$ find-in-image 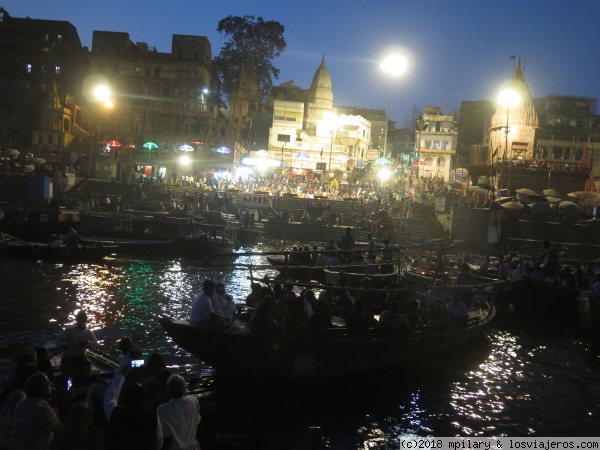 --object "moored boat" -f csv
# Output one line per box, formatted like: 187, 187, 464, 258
266, 255, 326, 283
159, 302, 496, 379
323, 264, 399, 287
0, 236, 117, 260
